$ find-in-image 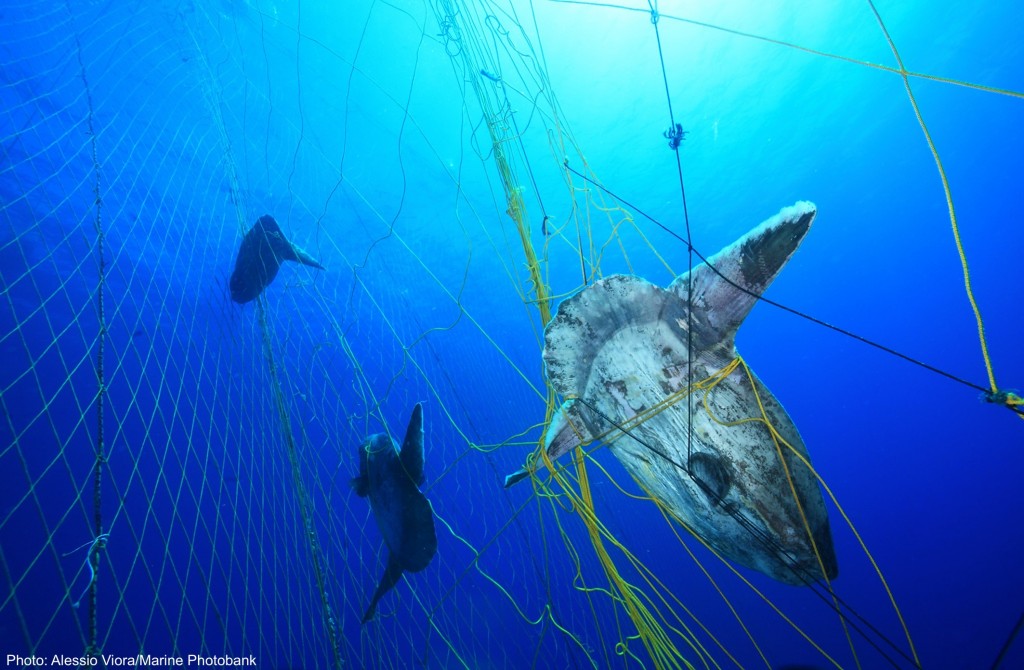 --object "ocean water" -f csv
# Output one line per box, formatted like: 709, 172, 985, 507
1, 1, 1021, 668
